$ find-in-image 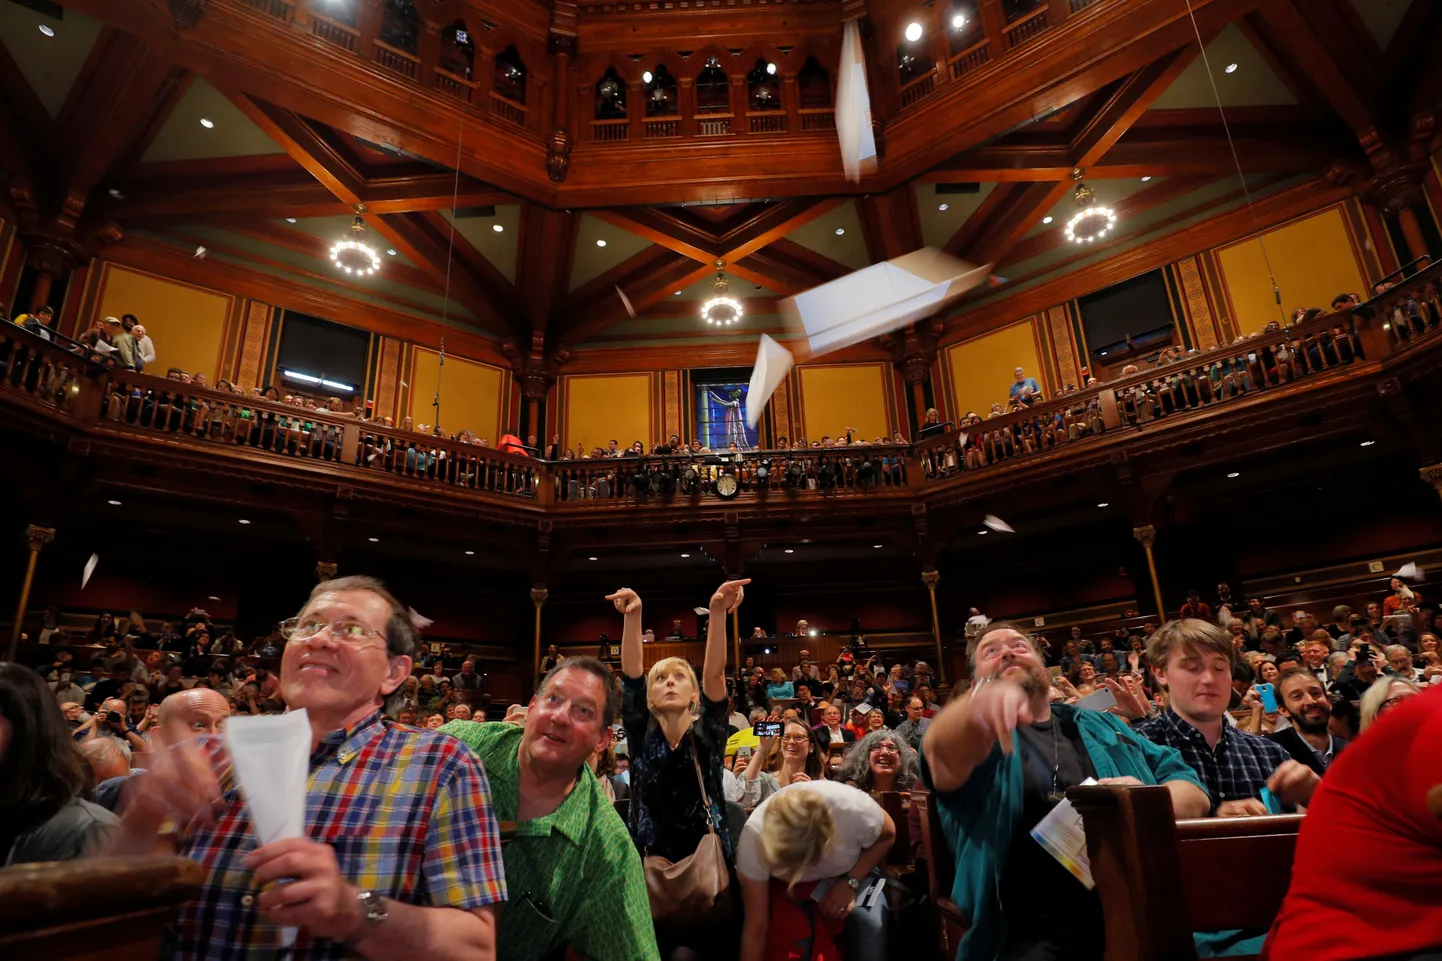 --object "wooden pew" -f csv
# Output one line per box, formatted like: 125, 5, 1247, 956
0, 855, 205, 961
912, 791, 968, 959
1068, 784, 1303, 961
